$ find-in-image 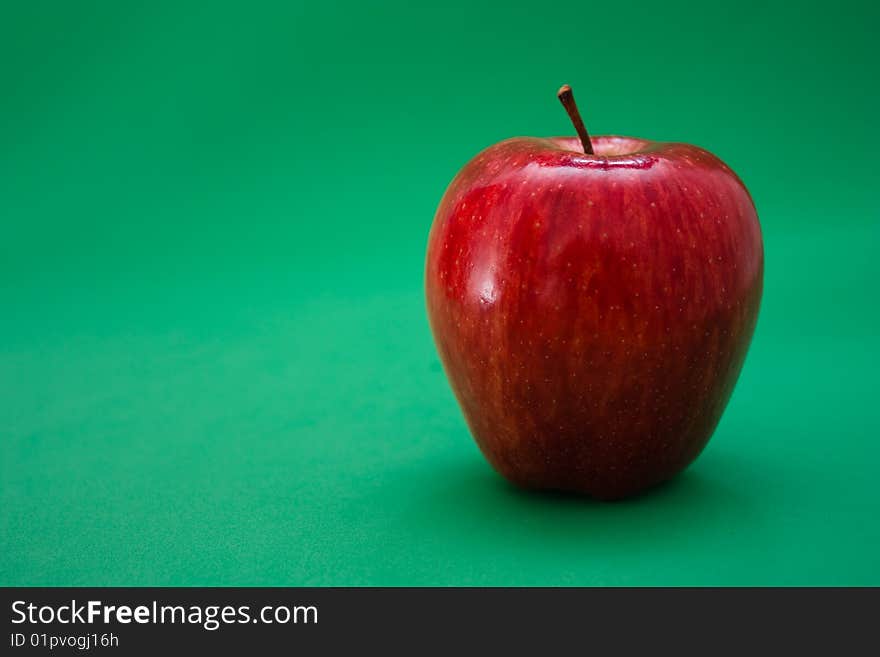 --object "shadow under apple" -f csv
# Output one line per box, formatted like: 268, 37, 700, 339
401, 448, 763, 577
